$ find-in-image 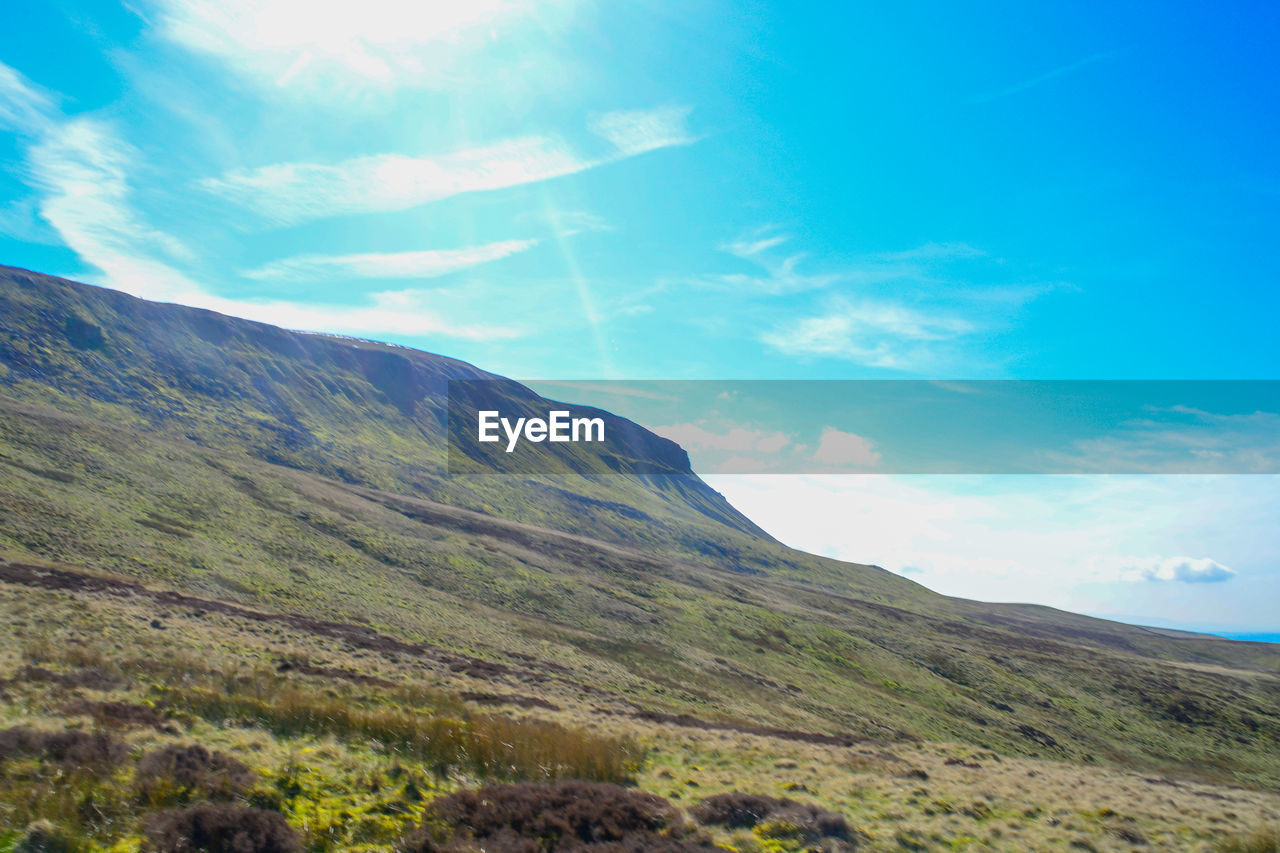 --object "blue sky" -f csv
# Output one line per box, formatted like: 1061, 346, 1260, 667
2, 0, 1278, 631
